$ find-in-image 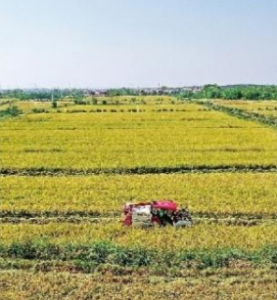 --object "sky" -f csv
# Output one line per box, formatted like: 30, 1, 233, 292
0, 0, 277, 89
